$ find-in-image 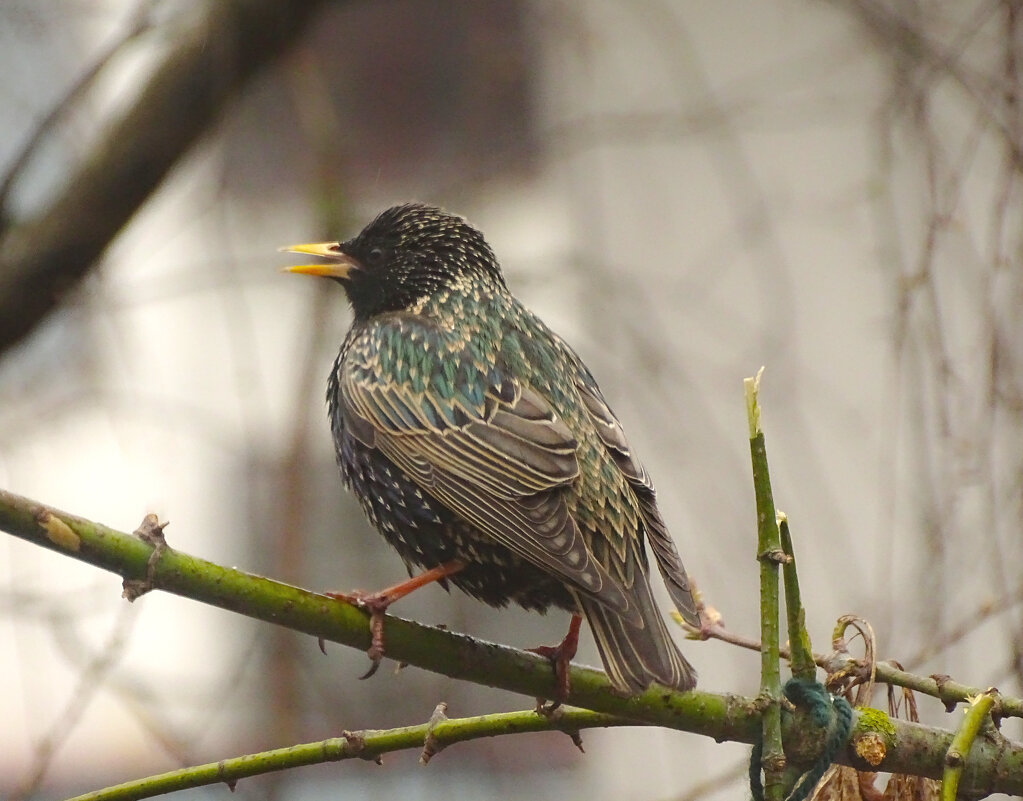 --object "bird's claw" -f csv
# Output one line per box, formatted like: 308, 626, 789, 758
325, 590, 392, 678
321, 563, 465, 678
528, 642, 572, 715
529, 615, 582, 715
359, 605, 389, 679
